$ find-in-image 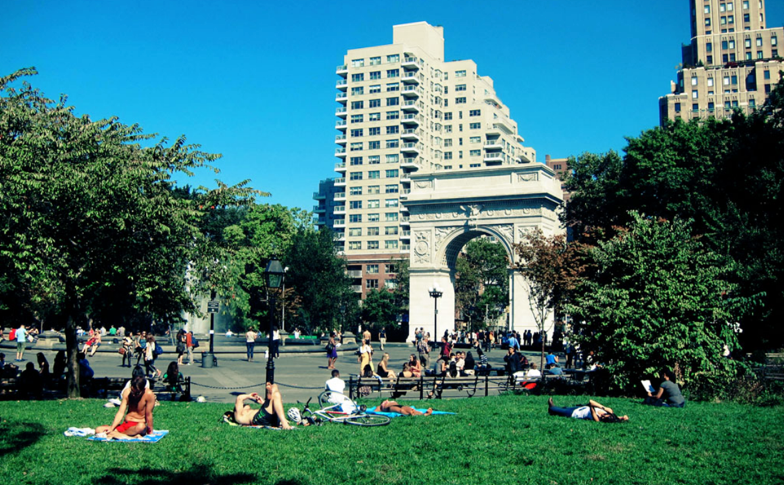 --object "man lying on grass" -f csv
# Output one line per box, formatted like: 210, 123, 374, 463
380, 400, 433, 416
233, 382, 293, 429
96, 376, 155, 439
548, 397, 628, 423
